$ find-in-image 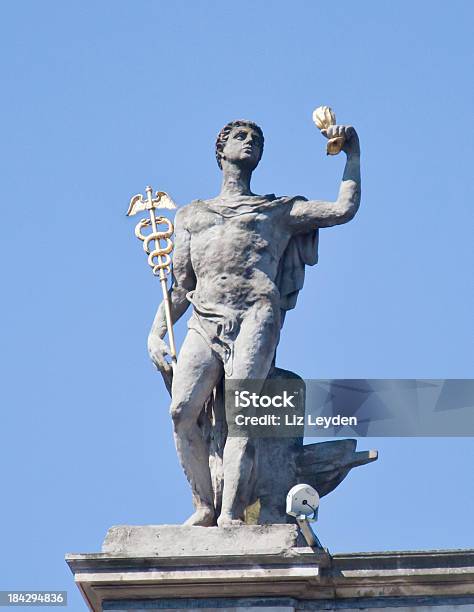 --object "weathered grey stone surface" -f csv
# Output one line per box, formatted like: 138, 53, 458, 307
104, 604, 474, 611
106, 606, 295, 611
102, 524, 299, 557
145, 119, 367, 527
66, 534, 474, 611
